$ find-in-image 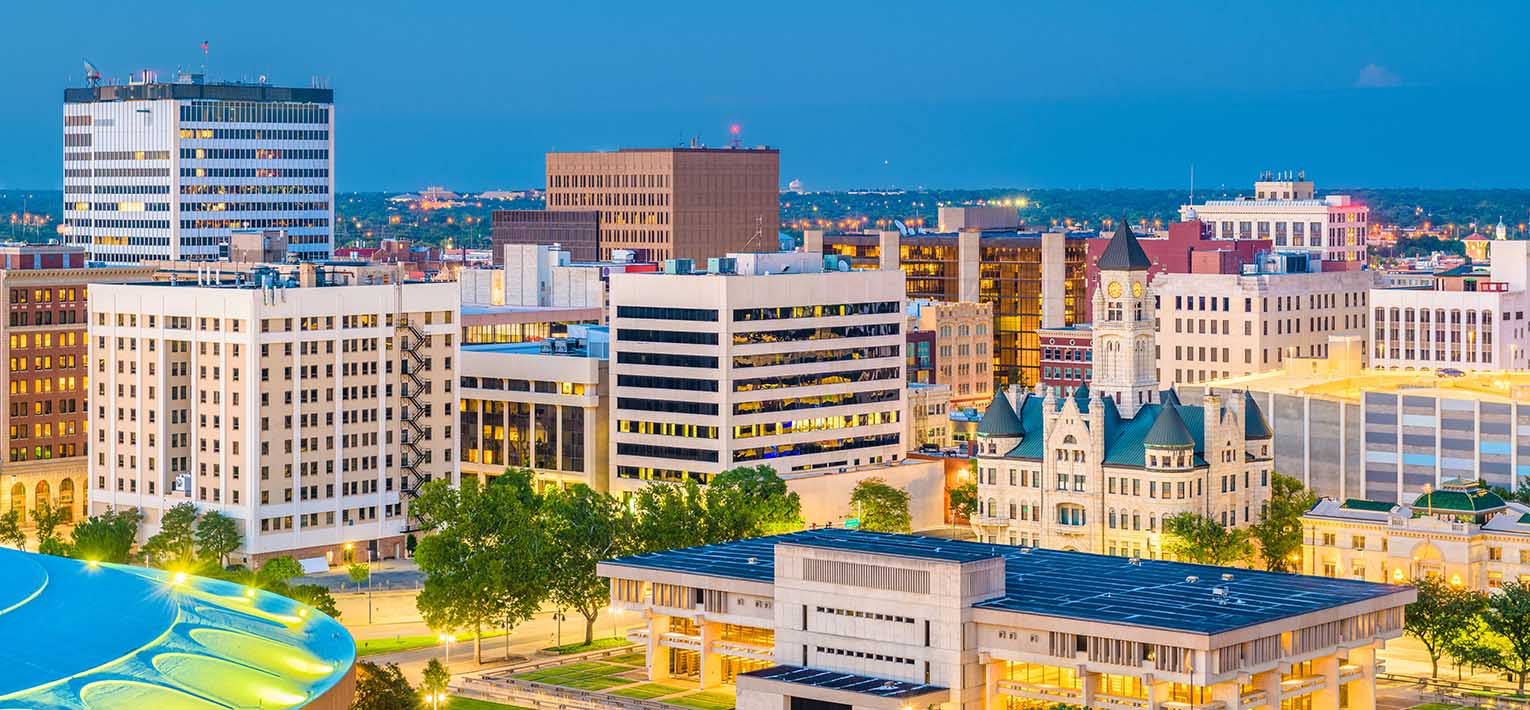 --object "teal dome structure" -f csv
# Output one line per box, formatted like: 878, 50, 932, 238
0, 548, 356, 709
